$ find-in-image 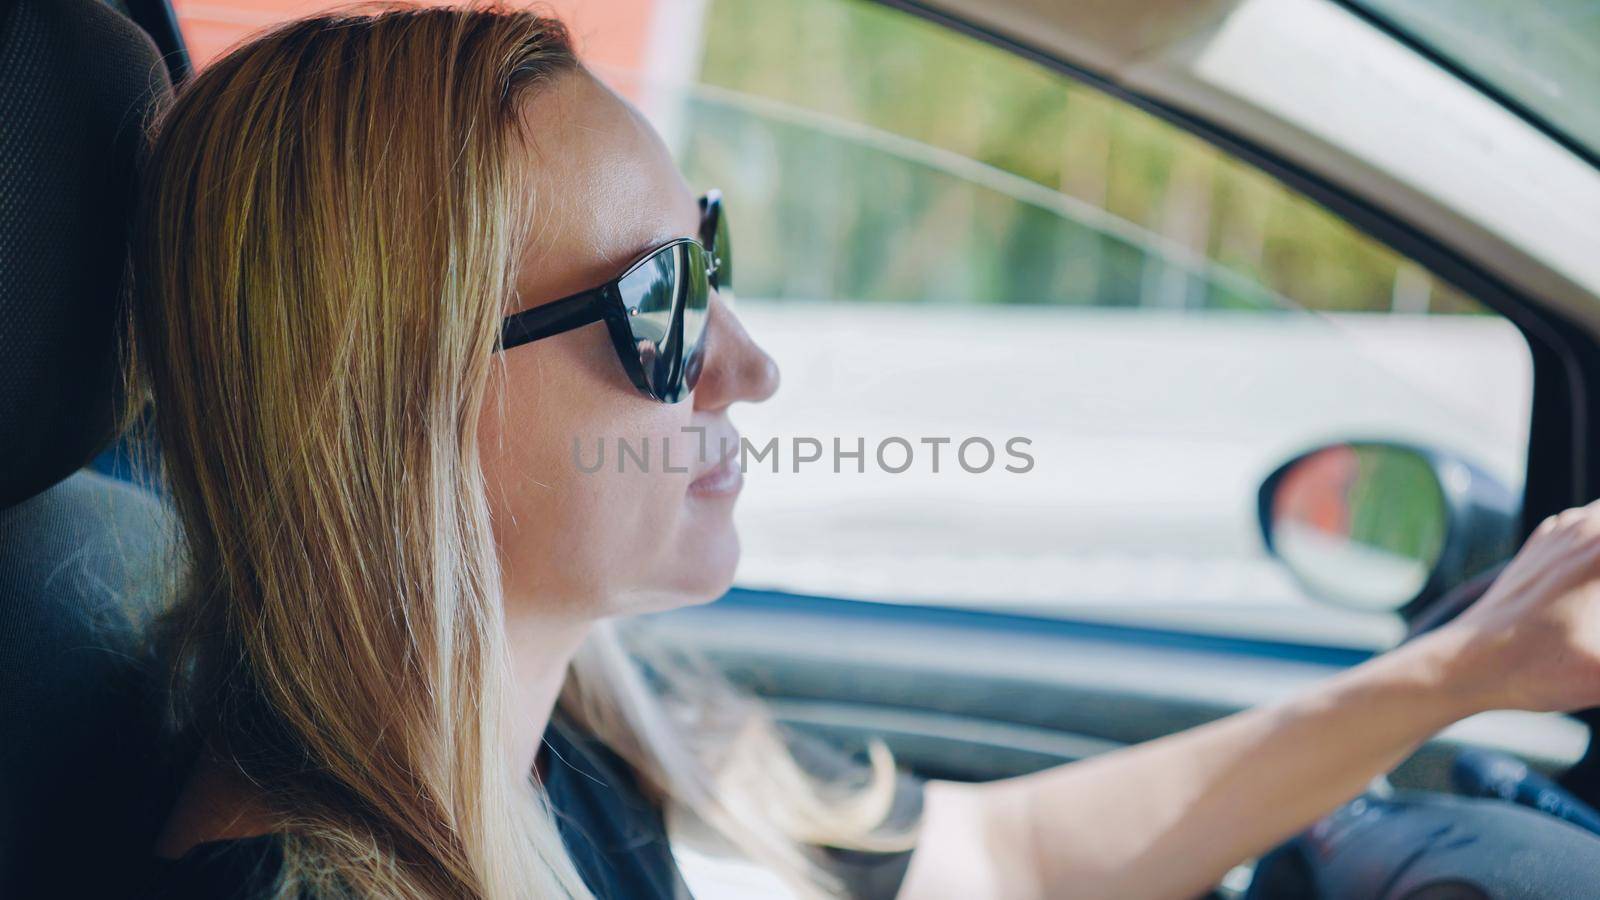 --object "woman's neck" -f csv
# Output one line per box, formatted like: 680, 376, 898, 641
504, 610, 593, 774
